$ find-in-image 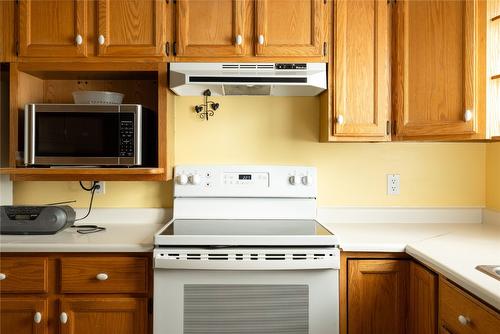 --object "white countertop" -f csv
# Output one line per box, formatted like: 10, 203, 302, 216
323, 222, 500, 310
0, 222, 164, 252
